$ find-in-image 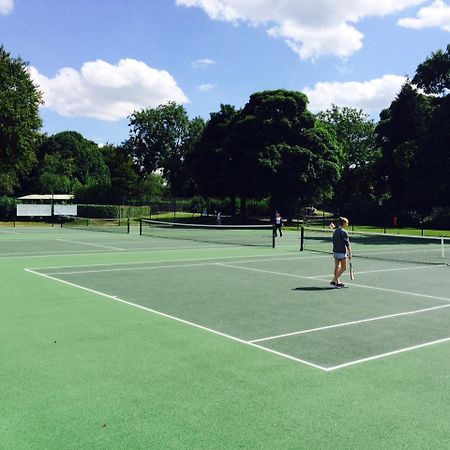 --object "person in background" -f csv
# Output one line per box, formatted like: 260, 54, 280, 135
274, 211, 283, 237
216, 211, 222, 225
330, 217, 352, 288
